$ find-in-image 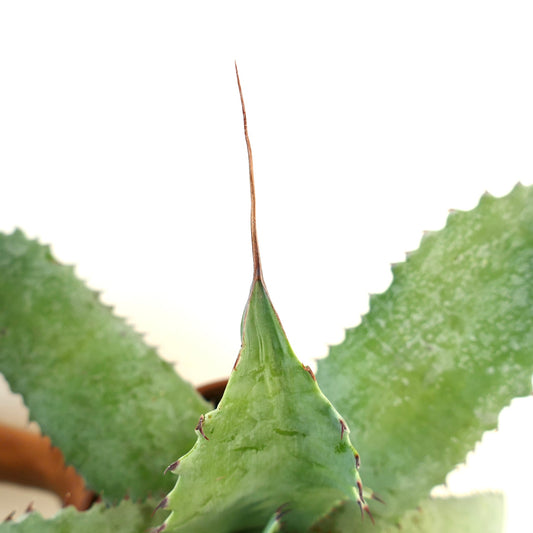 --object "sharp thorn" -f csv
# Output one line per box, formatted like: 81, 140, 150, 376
164, 460, 180, 475
303, 364, 316, 381
357, 500, 364, 520
152, 497, 168, 516
364, 504, 375, 525
235, 62, 262, 283
356, 480, 364, 502
371, 492, 385, 504
275, 502, 291, 521
339, 418, 347, 439
195, 414, 209, 440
